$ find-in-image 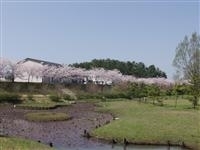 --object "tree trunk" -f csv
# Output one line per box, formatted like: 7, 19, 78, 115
193, 96, 197, 109
28, 75, 30, 83
175, 95, 178, 108
11, 76, 15, 83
